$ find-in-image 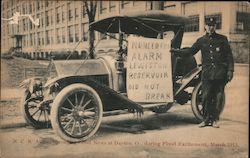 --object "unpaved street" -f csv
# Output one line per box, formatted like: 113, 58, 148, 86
0, 106, 248, 158
0, 64, 248, 158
